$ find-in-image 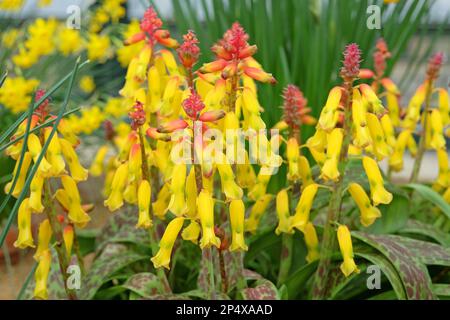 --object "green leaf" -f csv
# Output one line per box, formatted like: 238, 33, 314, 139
400, 220, 450, 246
433, 284, 450, 299
365, 194, 410, 234
80, 243, 147, 299
122, 272, 164, 298
352, 232, 436, 300
403, 183, 450, 219
284, 261, 318, 299
240, 279, 279, 300
354, 247, 406, 300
